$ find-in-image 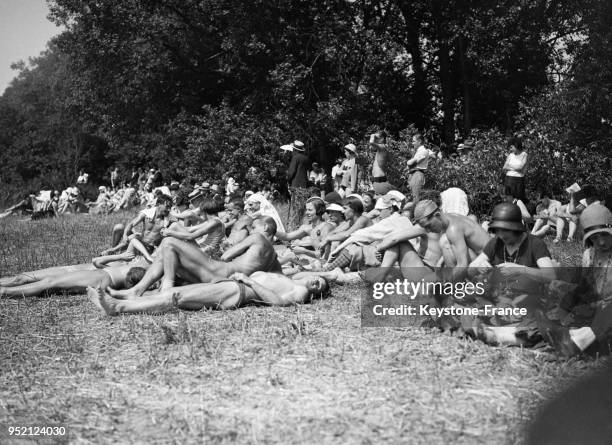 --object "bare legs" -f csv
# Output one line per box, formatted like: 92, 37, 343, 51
0, 263, 96, 287
90, 281, 242, 315
93, 238, 153, 267
381, 241, 433, 281
0, 270, 111, 297
108, 238, 233, 298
